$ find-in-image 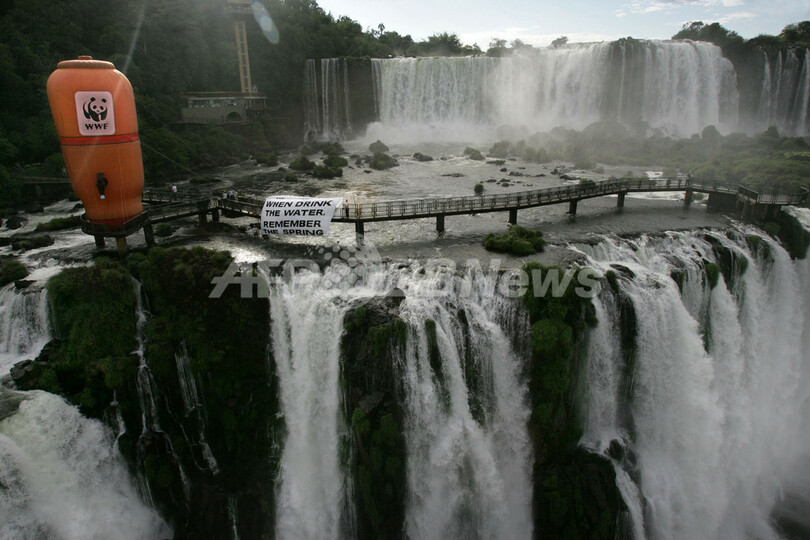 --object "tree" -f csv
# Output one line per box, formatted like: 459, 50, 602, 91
551, 36, 568, 48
